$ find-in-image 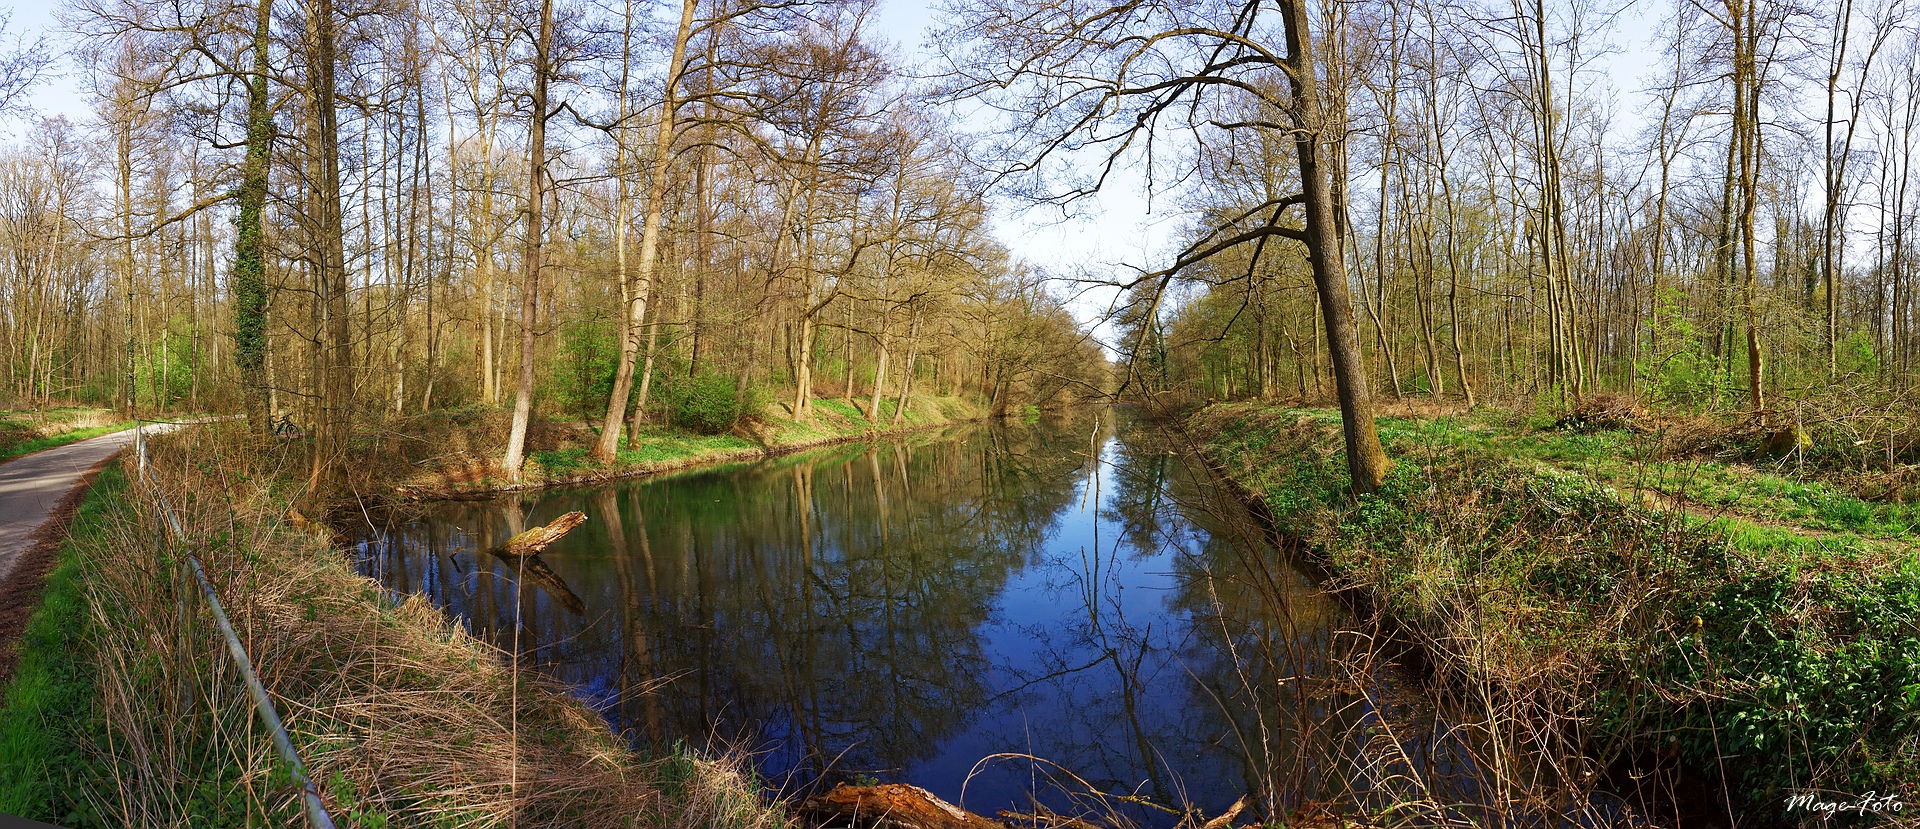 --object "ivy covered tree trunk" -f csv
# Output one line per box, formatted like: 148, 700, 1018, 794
232, 0, 273, 436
